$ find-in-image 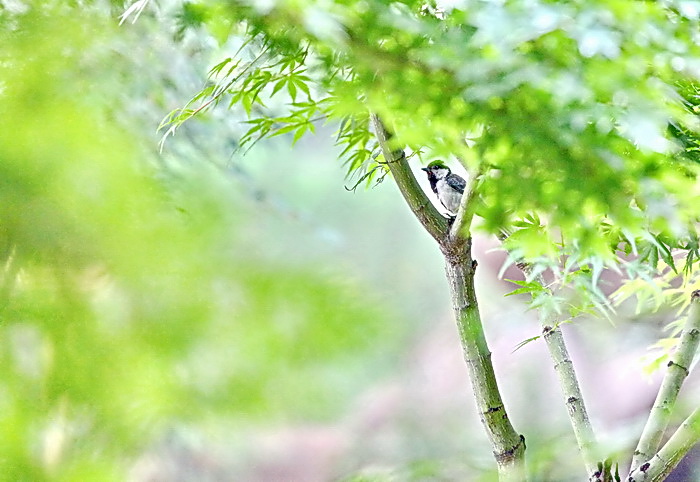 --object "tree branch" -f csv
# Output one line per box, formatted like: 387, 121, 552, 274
372, 115, 525, 478
541, 319, 599, 478
628, 406, 700, 482
444, 243, 526, 481
370, 115, 448, 242
630, 289, 700, 472
518, 266, 599, 478
449, 166, 482, 240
